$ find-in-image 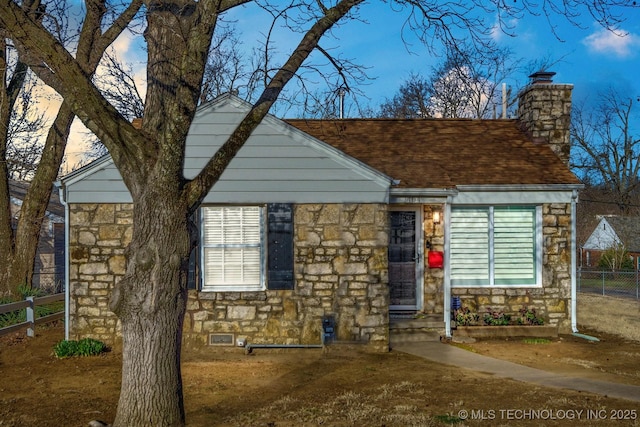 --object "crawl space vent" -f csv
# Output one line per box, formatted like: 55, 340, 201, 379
209, 333, 234, 346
